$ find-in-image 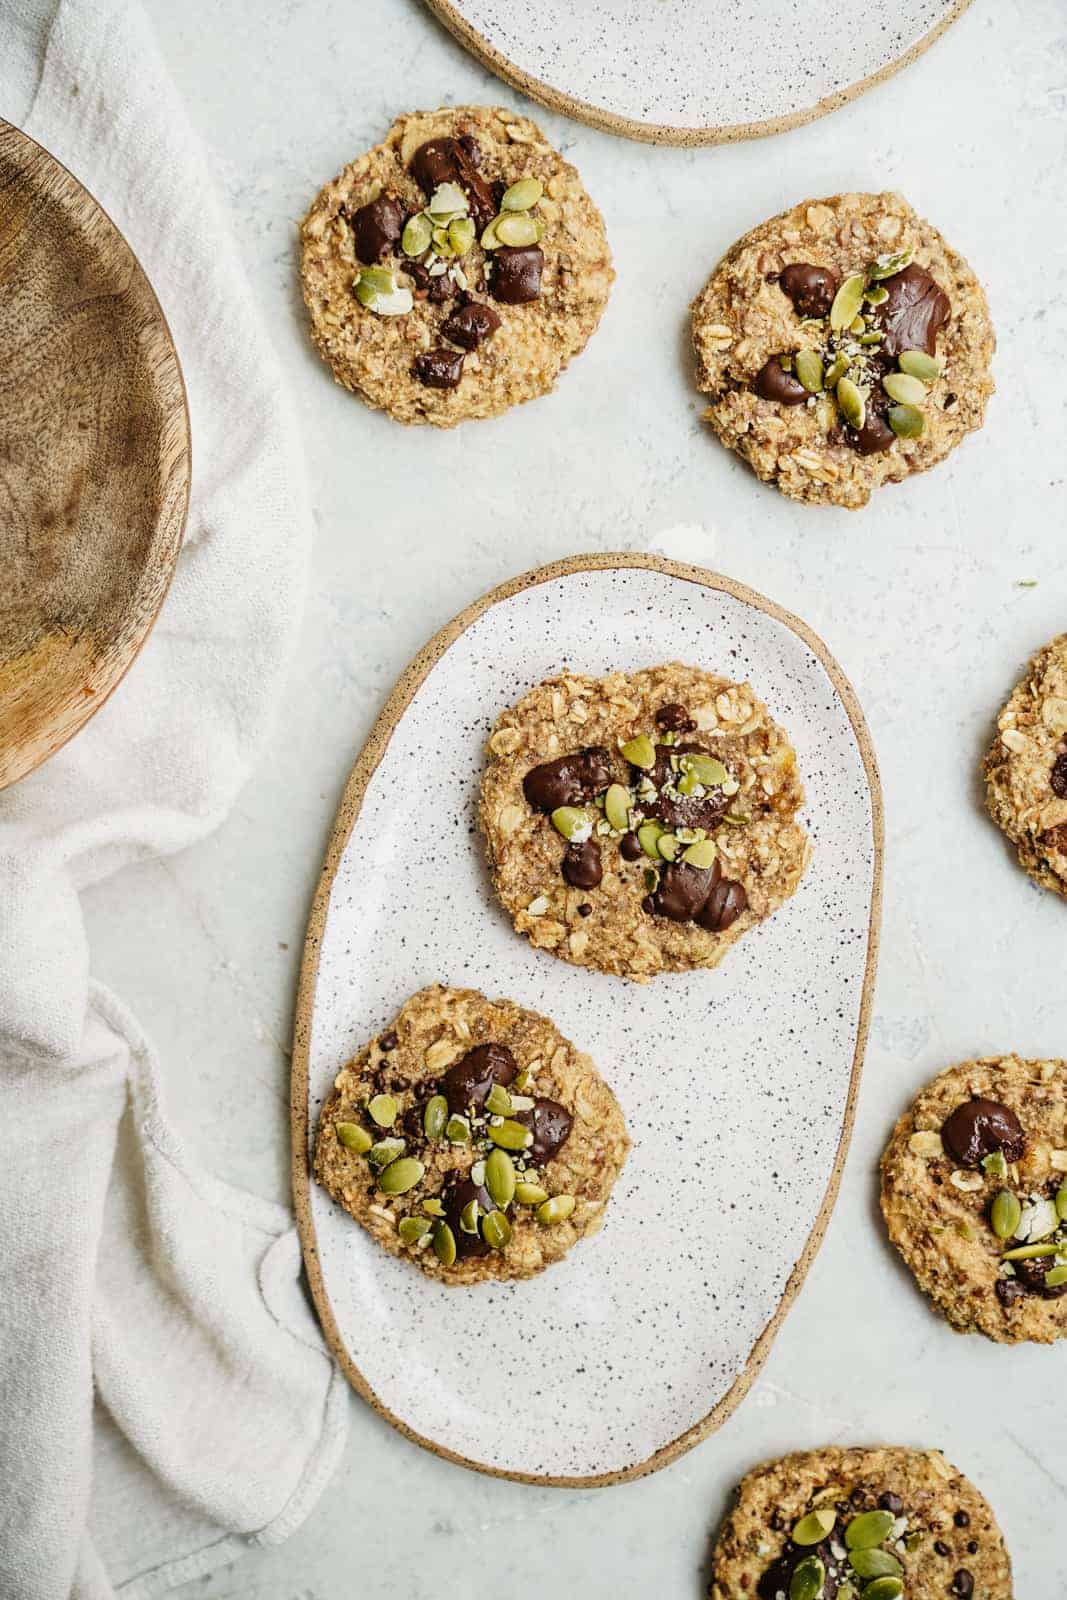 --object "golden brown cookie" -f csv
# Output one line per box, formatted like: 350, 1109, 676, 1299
983, 633, 1067, 897
692, 192, 995, 508
313, 985, 629, 1284
300, 106, 613, 426
479, 664, 809, 982
709, 1446, 1012, 1600
881, 1055, 1067, 1344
